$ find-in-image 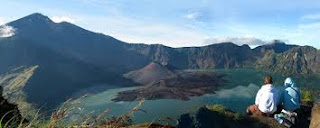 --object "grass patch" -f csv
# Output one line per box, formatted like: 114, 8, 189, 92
206, 104, 242, 121
1, 98, 150, 128
301, 89, 314, 105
